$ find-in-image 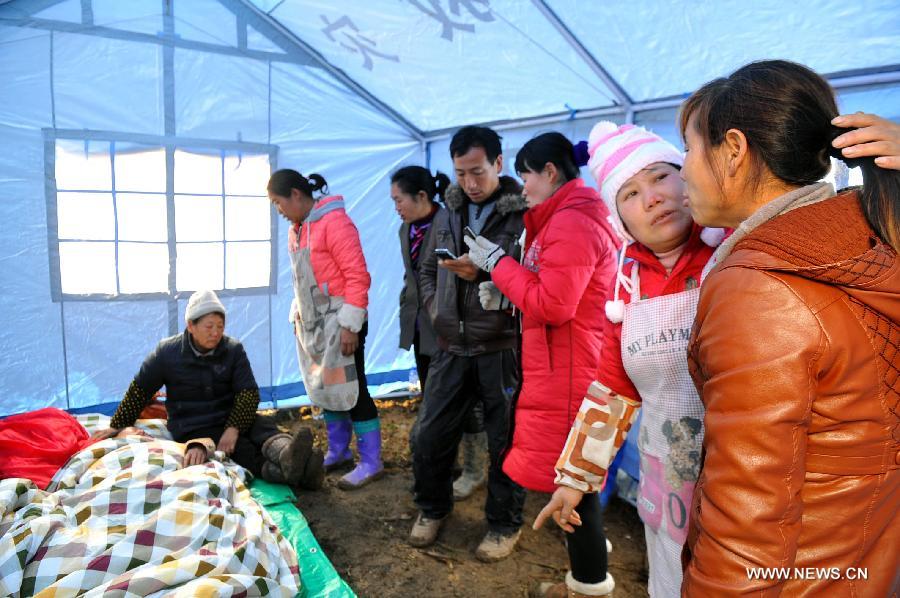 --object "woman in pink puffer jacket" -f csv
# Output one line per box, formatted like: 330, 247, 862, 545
268, 169, 382, 490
